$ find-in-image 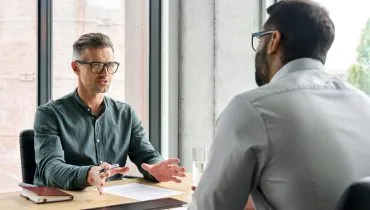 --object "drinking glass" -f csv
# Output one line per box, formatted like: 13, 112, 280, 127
192, 146, 209, 187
